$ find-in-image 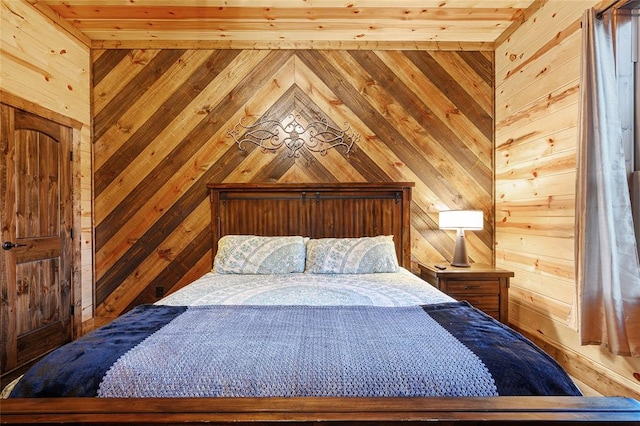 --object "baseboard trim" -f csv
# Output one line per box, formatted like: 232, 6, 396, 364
514, 325, 640, 400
